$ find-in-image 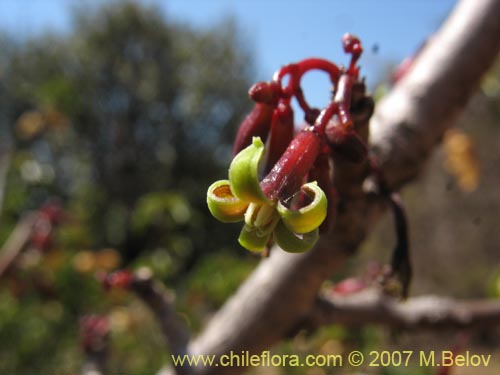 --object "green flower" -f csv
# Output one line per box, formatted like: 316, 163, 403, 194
207, 137, 327, 253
